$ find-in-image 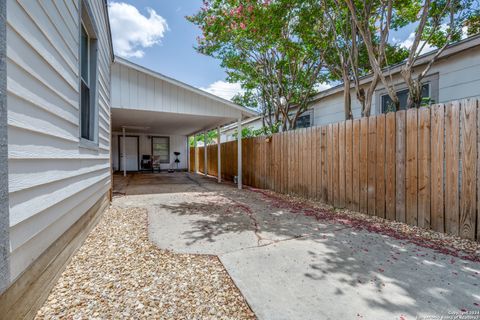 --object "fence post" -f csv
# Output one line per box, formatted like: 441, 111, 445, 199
217, 126, 221, 183
204, 131, 207, 176
237, 118, 242, 189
